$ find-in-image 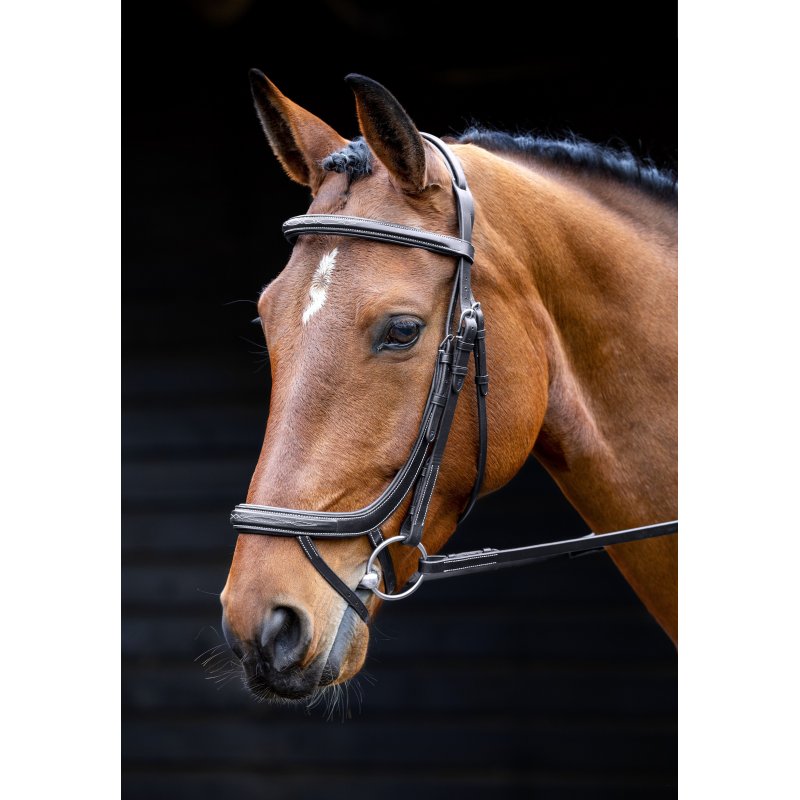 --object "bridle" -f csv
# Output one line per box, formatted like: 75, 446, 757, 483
230, 133, 677, 622
231, 133, 485, 620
